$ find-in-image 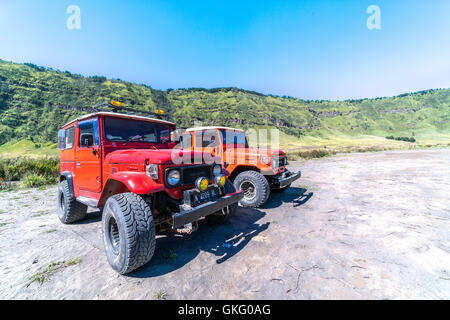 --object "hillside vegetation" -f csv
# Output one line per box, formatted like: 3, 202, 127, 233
0, 59, 449, 157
